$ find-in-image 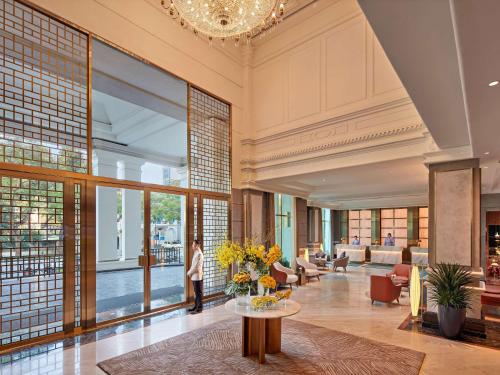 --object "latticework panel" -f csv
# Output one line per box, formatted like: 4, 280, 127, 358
0, 176, 64, 345
0, 0, 88, 173
202, 198, 228, 296
74, 183, 81, 327
189, 87, 230, 194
